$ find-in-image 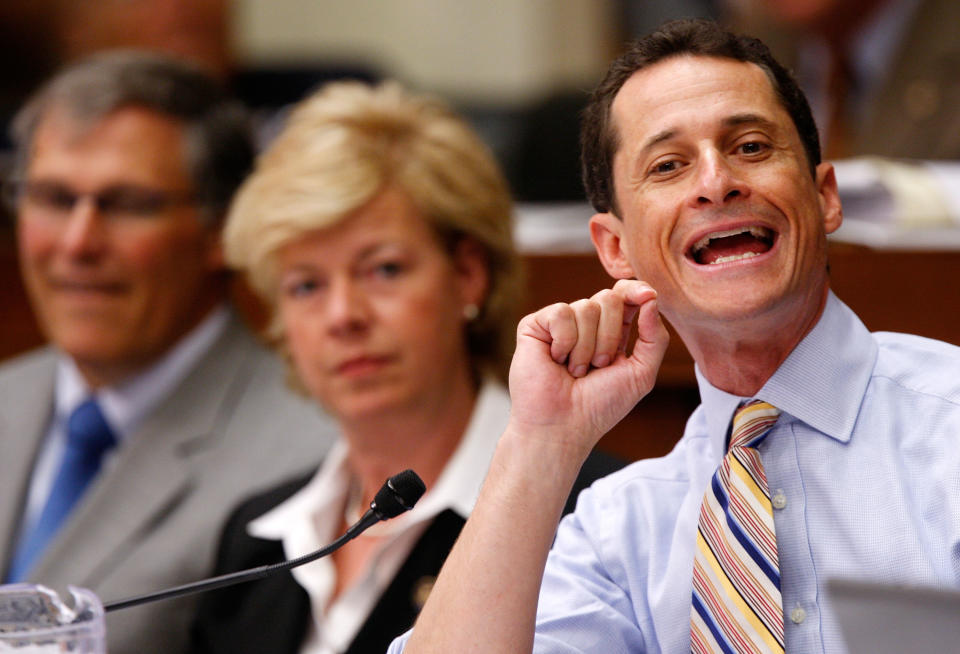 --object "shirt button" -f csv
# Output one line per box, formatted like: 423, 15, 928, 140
790, 606, 807, 624
771, 490, 787, 510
